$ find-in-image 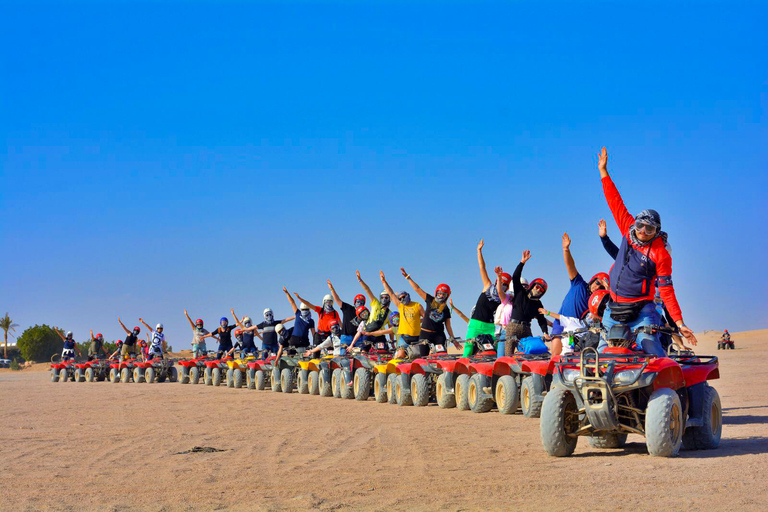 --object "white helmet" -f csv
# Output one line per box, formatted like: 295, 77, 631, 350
299, 303, 310, 311
242, 316, 252, 324
156, 323, 164, 330
66, 331, 73, 338
380, 290, 389, 297
275, 323, 285, 335
263, 308, 272, 316
323, 294, 333, 303
519, 278, 529, 289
